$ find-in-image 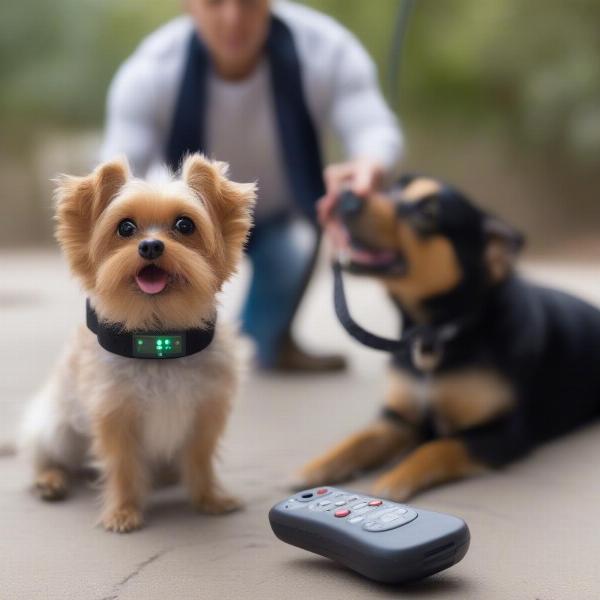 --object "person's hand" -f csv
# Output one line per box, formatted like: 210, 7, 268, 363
317, 157, 385, 226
